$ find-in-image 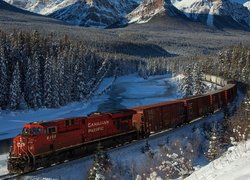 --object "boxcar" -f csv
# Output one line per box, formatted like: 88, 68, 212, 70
208, 90, 225, 112
223, 84, 237, 104
140, 101, 186, 134
182, 95, 211, 123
